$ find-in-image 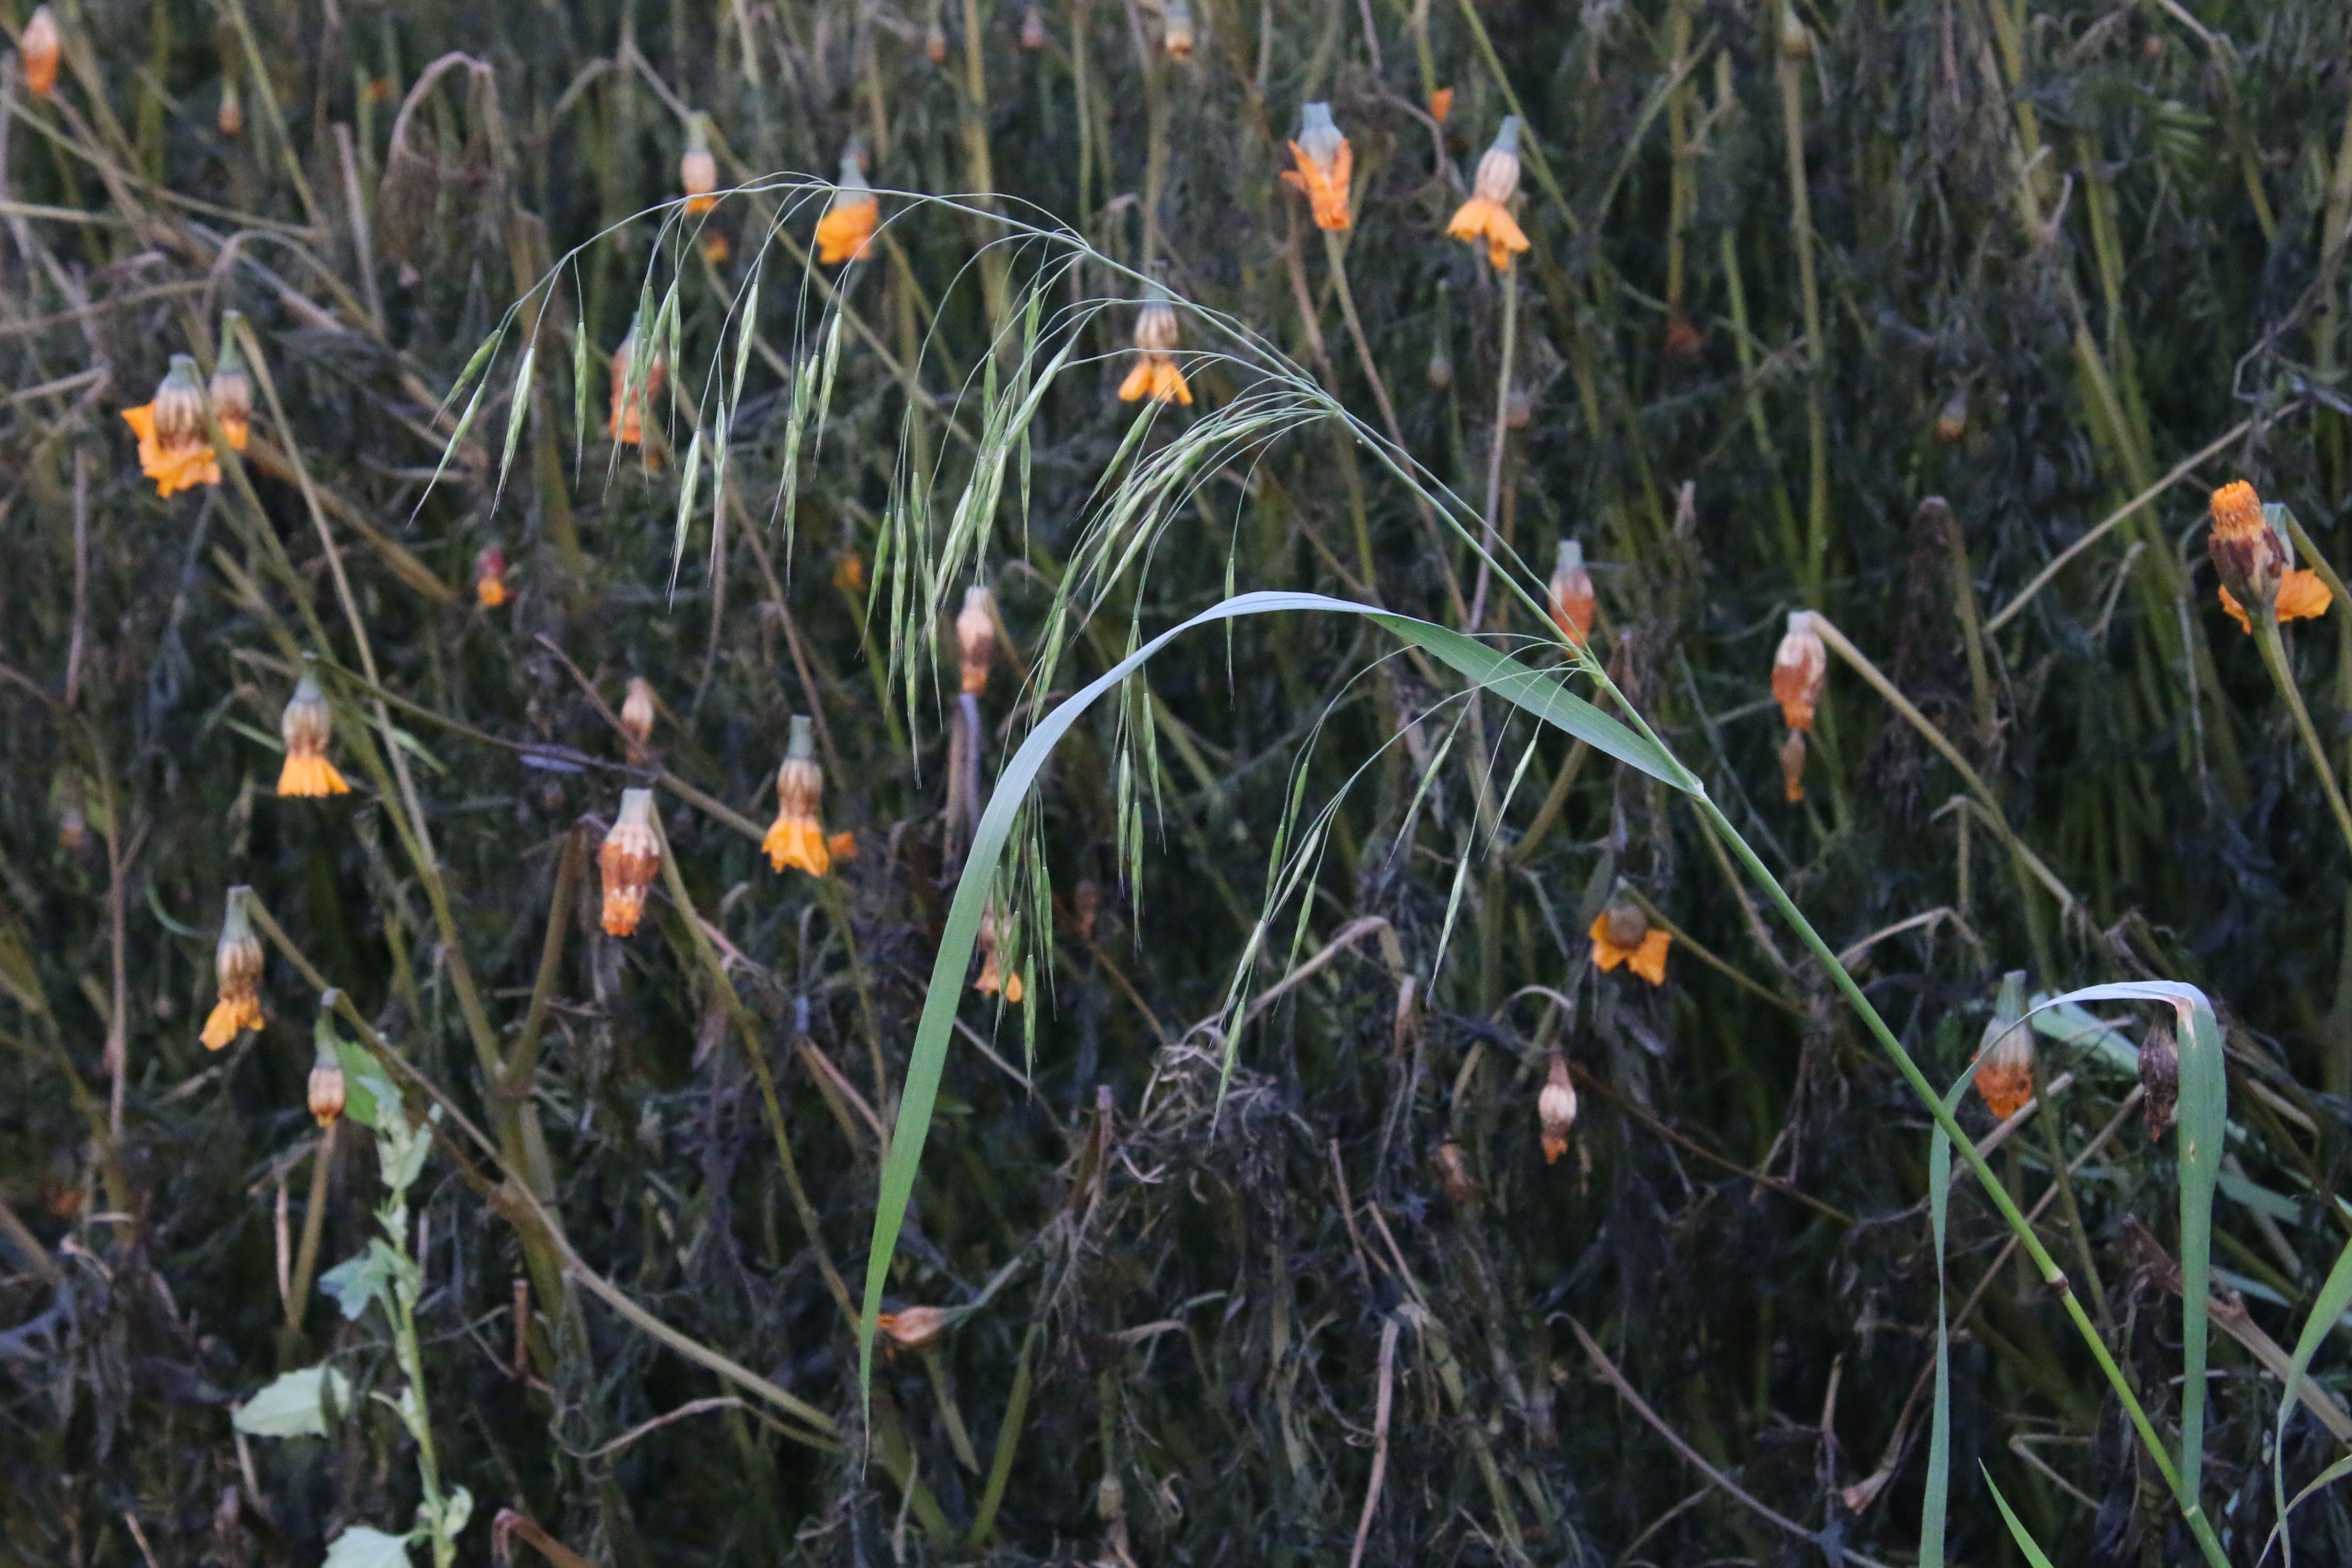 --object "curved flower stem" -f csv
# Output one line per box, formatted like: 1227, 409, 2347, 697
2255, 619, 2352, 861
1464, 266, 1517, 634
